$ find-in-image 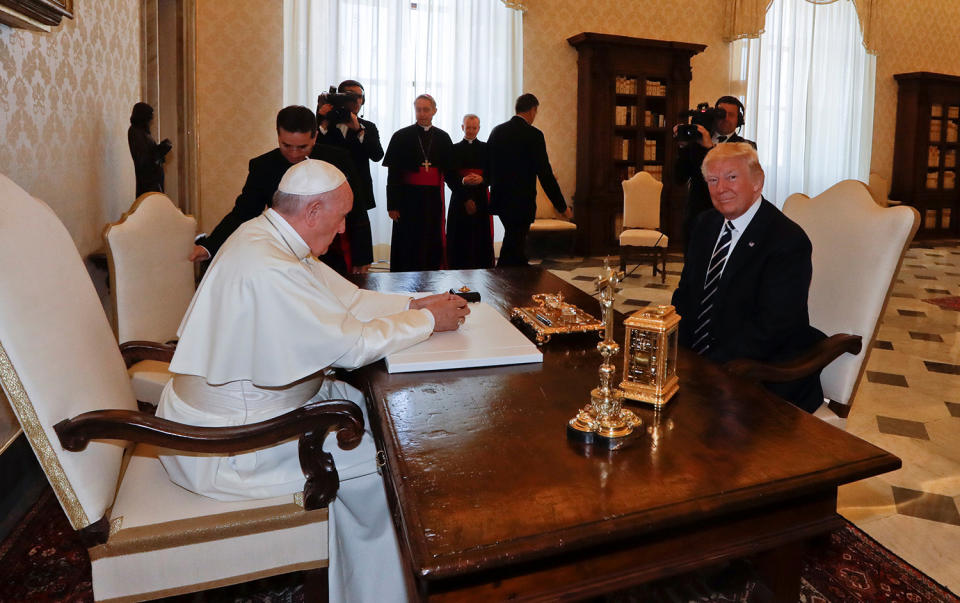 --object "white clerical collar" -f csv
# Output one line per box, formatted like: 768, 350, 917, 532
263, 208, 312, 260
464, 138, 475, 144
419, 124, 432, 131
